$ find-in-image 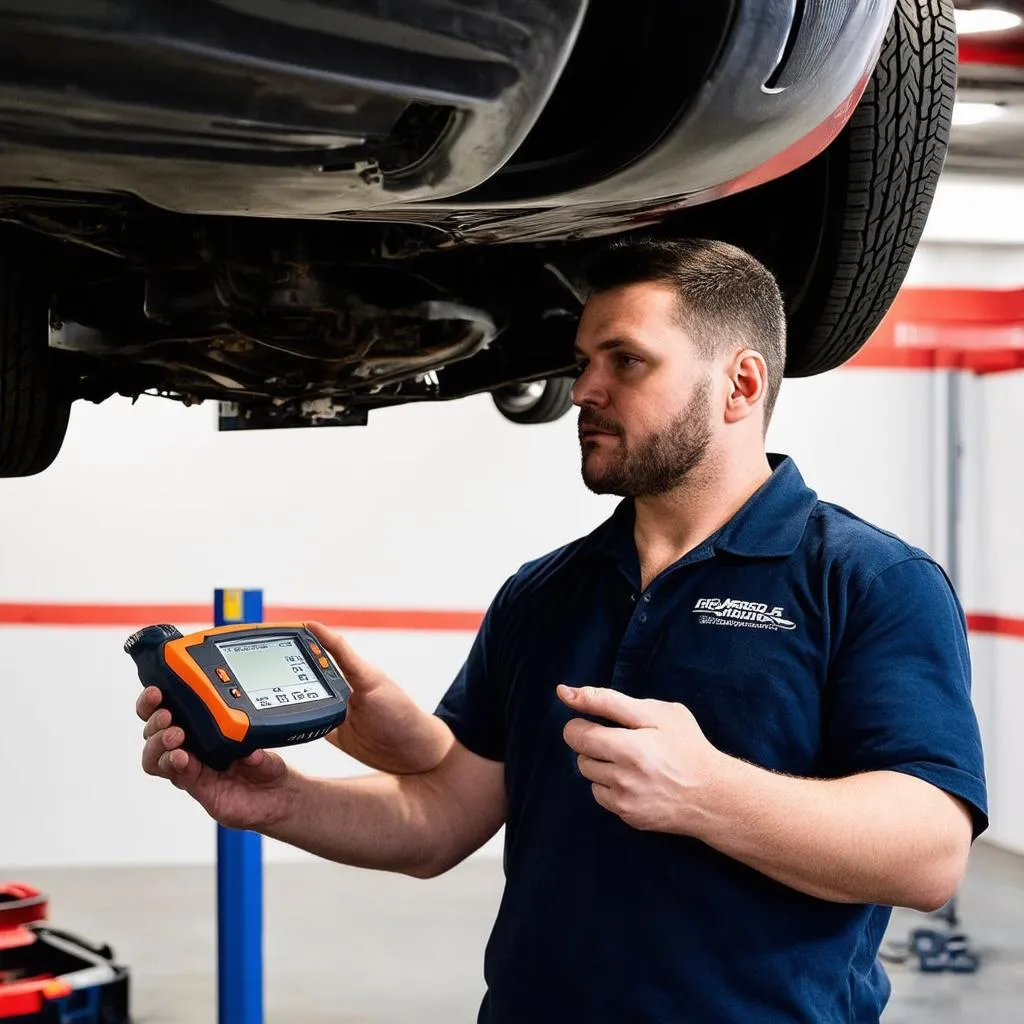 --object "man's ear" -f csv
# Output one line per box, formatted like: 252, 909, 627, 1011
723, 350, 768, 424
